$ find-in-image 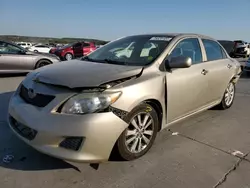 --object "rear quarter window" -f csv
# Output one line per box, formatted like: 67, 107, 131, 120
202, 39, 227, 61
